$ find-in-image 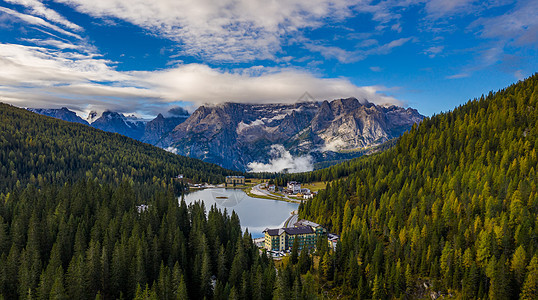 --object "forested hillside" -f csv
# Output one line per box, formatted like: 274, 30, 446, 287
0, 103, 240, 193
0, 181, 277, 299
0, 103, 325, 300
297, 75, 538, 298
